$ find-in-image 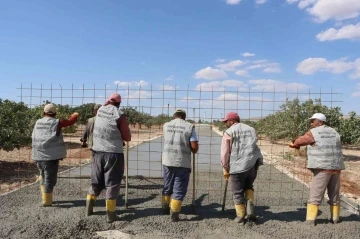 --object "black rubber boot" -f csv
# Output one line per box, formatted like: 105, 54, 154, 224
86, 199, 96, 216
107, 211, 117, 223
170, 210, 180, 222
